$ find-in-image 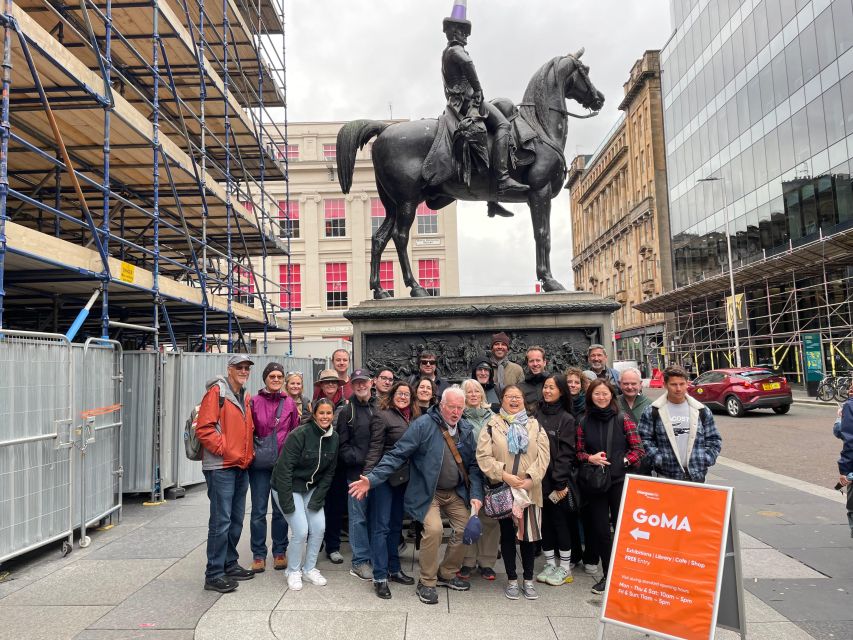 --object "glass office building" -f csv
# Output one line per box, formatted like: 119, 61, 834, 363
637, 0, 853, 386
